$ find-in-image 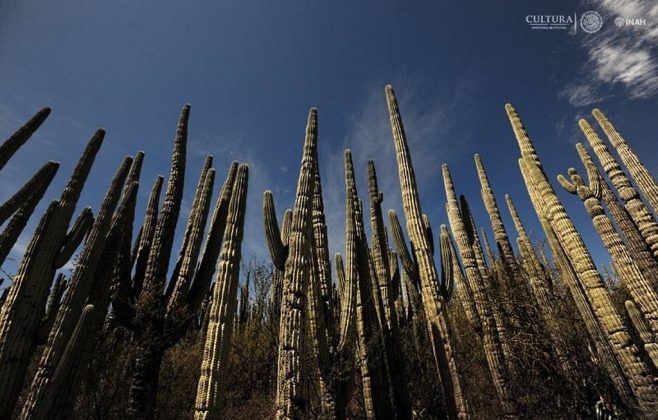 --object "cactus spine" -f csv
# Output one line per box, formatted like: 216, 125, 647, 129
194, 164, 249, 420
